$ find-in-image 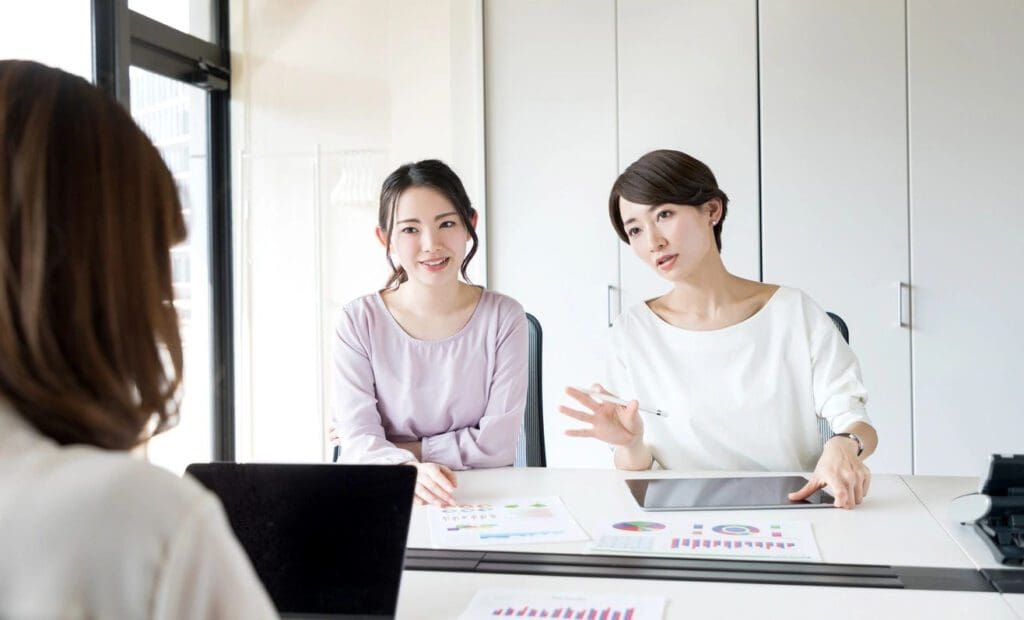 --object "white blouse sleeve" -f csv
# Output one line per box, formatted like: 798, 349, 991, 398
803, 295, 873, 434
151, 494, 278, 620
